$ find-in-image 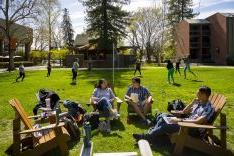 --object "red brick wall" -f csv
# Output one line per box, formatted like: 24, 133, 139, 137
175, 21, 190, 58
206, 13, 227, 65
